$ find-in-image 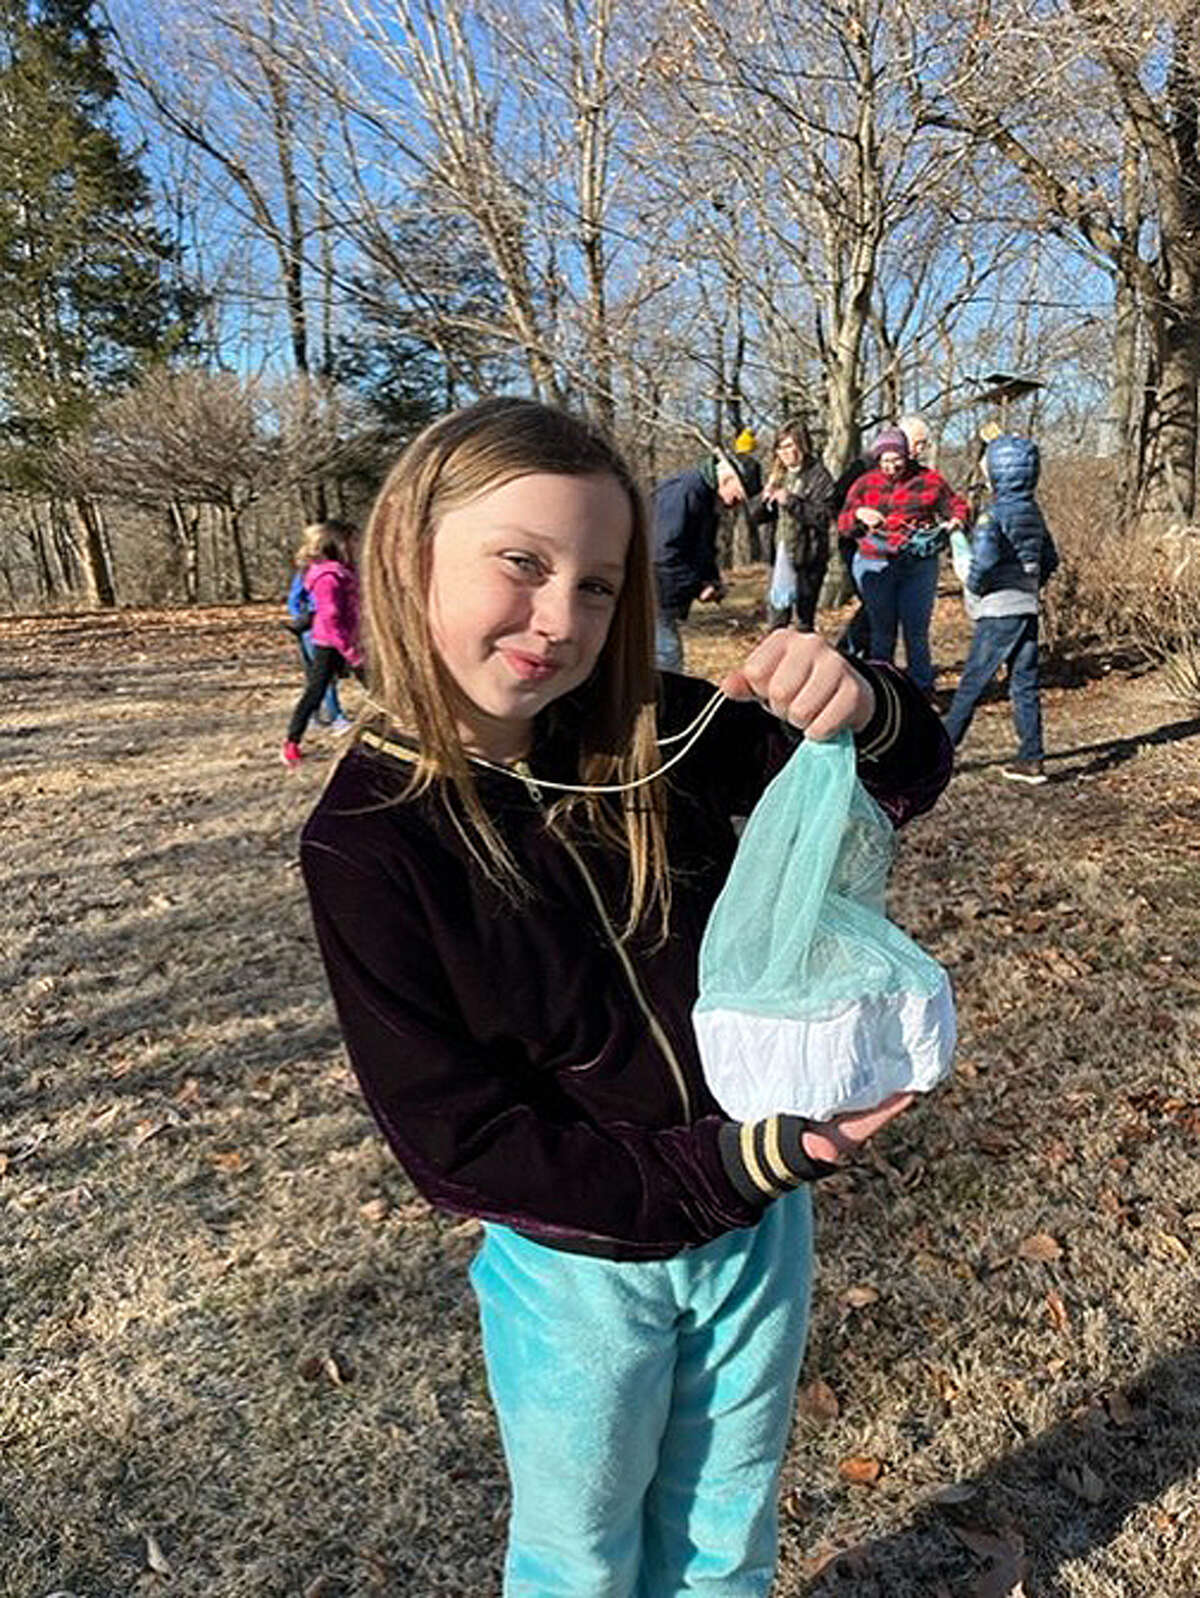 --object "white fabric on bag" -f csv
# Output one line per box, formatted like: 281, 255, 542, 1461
694, 969, 956, 1122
